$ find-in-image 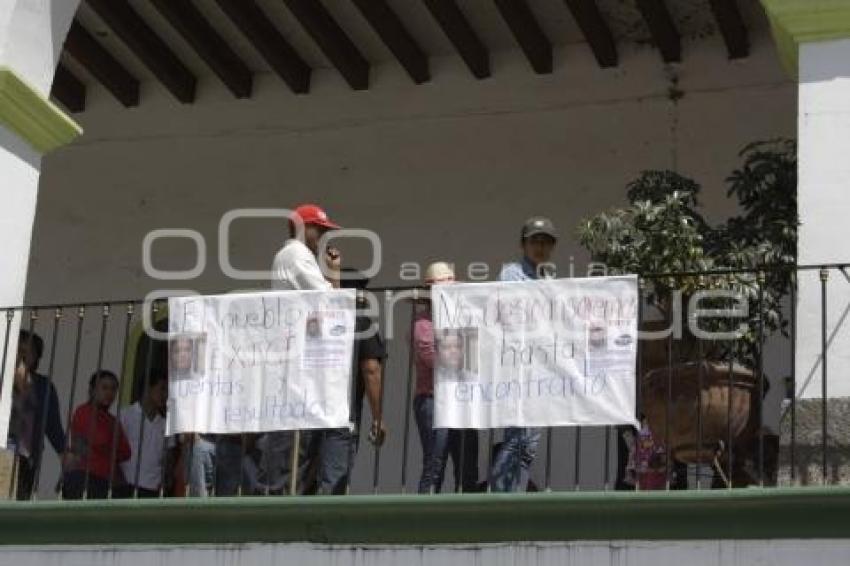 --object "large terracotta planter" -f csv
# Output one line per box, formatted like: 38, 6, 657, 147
641, 361, 757, 464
